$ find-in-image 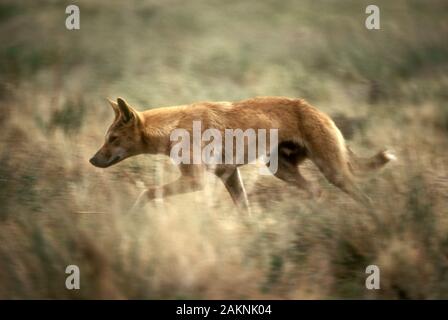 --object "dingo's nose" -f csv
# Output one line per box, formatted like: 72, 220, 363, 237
89, 157, 96, 166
